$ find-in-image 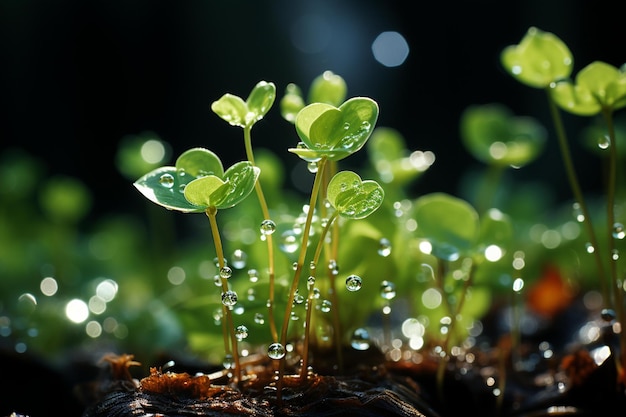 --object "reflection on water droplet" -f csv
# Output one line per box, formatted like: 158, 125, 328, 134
351, 328, 370, 350
231, 249, 247, 269
597, 135, 610, 150
159, 173, 175, 188
248, 269, 259, 283
235, 325, 248, 341
260, 219, 276, 236
320, 299, 332, 313
268, 342, 286, 359
220, 266, 232, 279
345, 275, 362, 291
378, 238, 392, 257
280, 230, 299, 253
380, 280, 396, 300
307, 161, 318, 173
613, 223, 625, 240
221, 290, 238, 306
572, 202, 584, 222
223, 354, 234, 369
601, 308, 616, 322
254, 313, 265, 324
